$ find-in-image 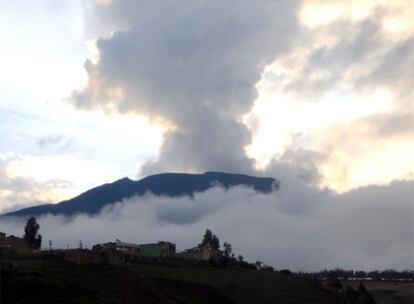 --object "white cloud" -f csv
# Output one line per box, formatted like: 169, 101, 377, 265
1, 180, 412, 271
